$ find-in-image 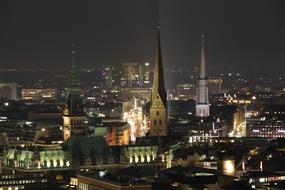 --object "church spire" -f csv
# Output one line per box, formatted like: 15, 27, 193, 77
151, 26, 166, 107
64, 44, 83, 116
196, 33, 210, 117
199, 33, 206, 79
149, 26, 168, 137
68, 44, 80, 95
63, 44, 87, 141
